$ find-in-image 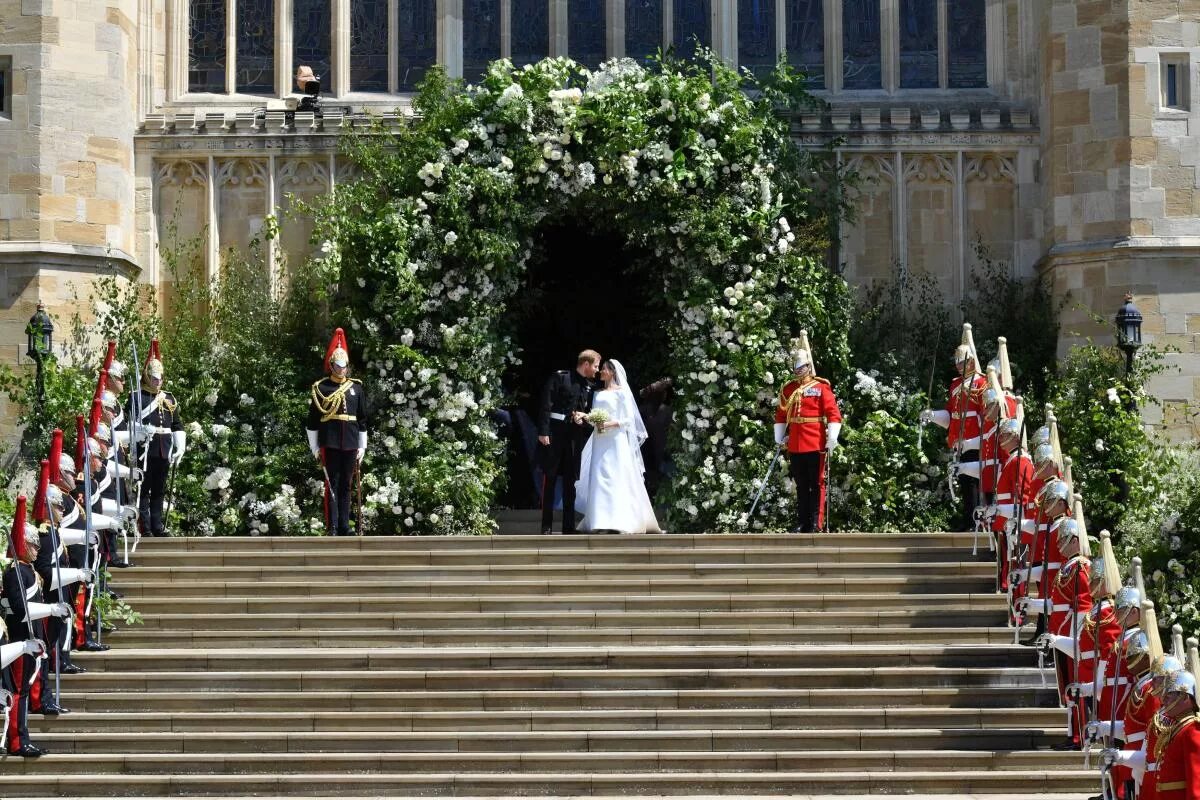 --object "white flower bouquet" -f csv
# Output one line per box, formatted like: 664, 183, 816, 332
586, 409, 611, 433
